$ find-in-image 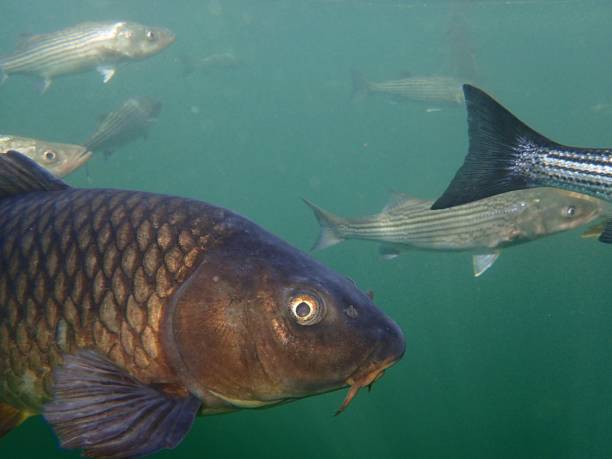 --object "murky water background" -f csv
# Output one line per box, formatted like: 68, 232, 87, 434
1, 1, 611, 457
